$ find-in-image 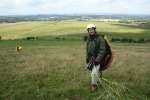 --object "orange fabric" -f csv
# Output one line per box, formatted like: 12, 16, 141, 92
100, 51, 114, 71
99, 34, 114, 71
